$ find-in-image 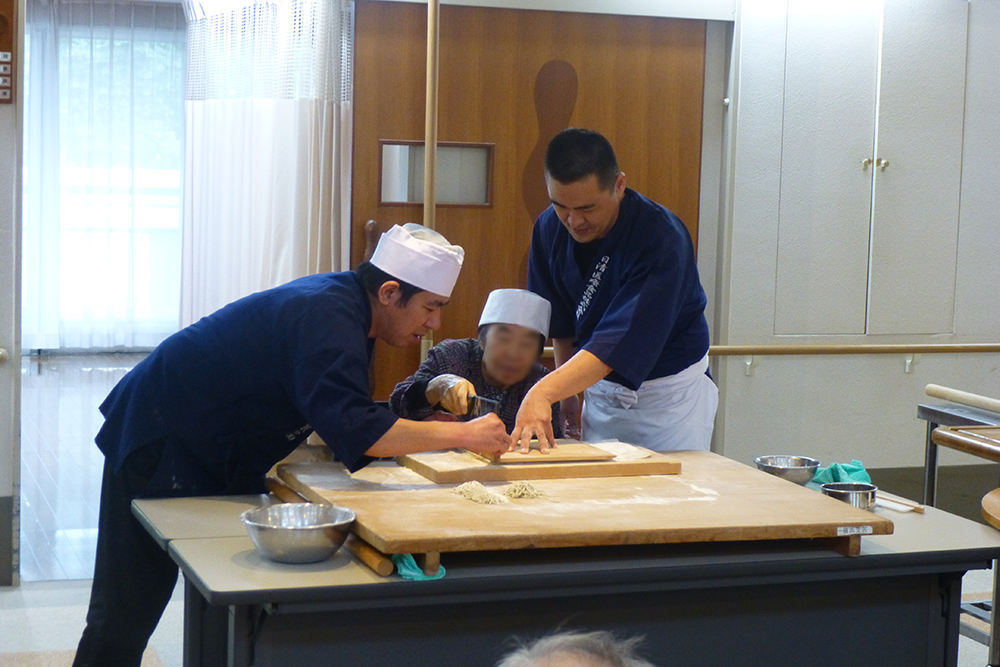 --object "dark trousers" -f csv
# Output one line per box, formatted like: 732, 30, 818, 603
73, 443, 180, 667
